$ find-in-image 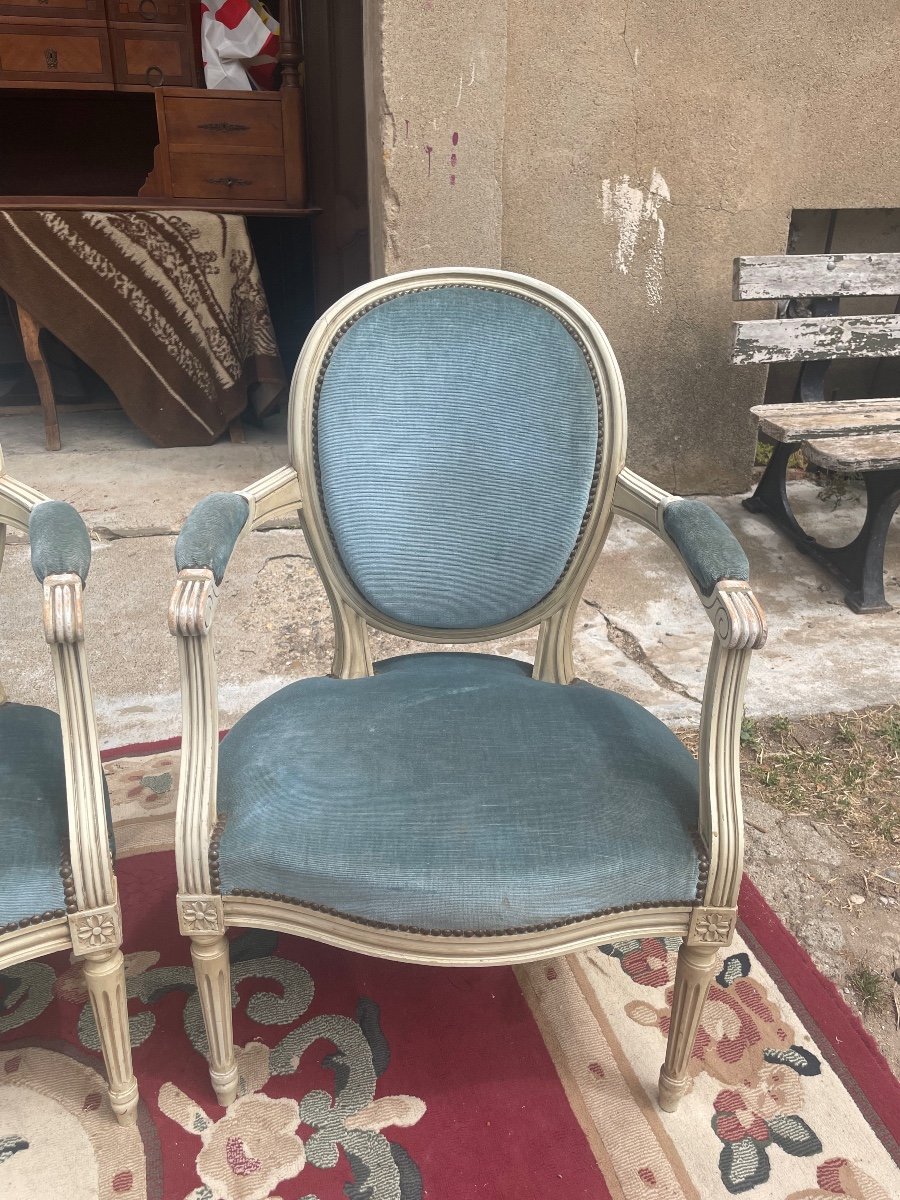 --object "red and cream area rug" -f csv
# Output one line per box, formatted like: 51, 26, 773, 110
1, 744, 898, 1199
